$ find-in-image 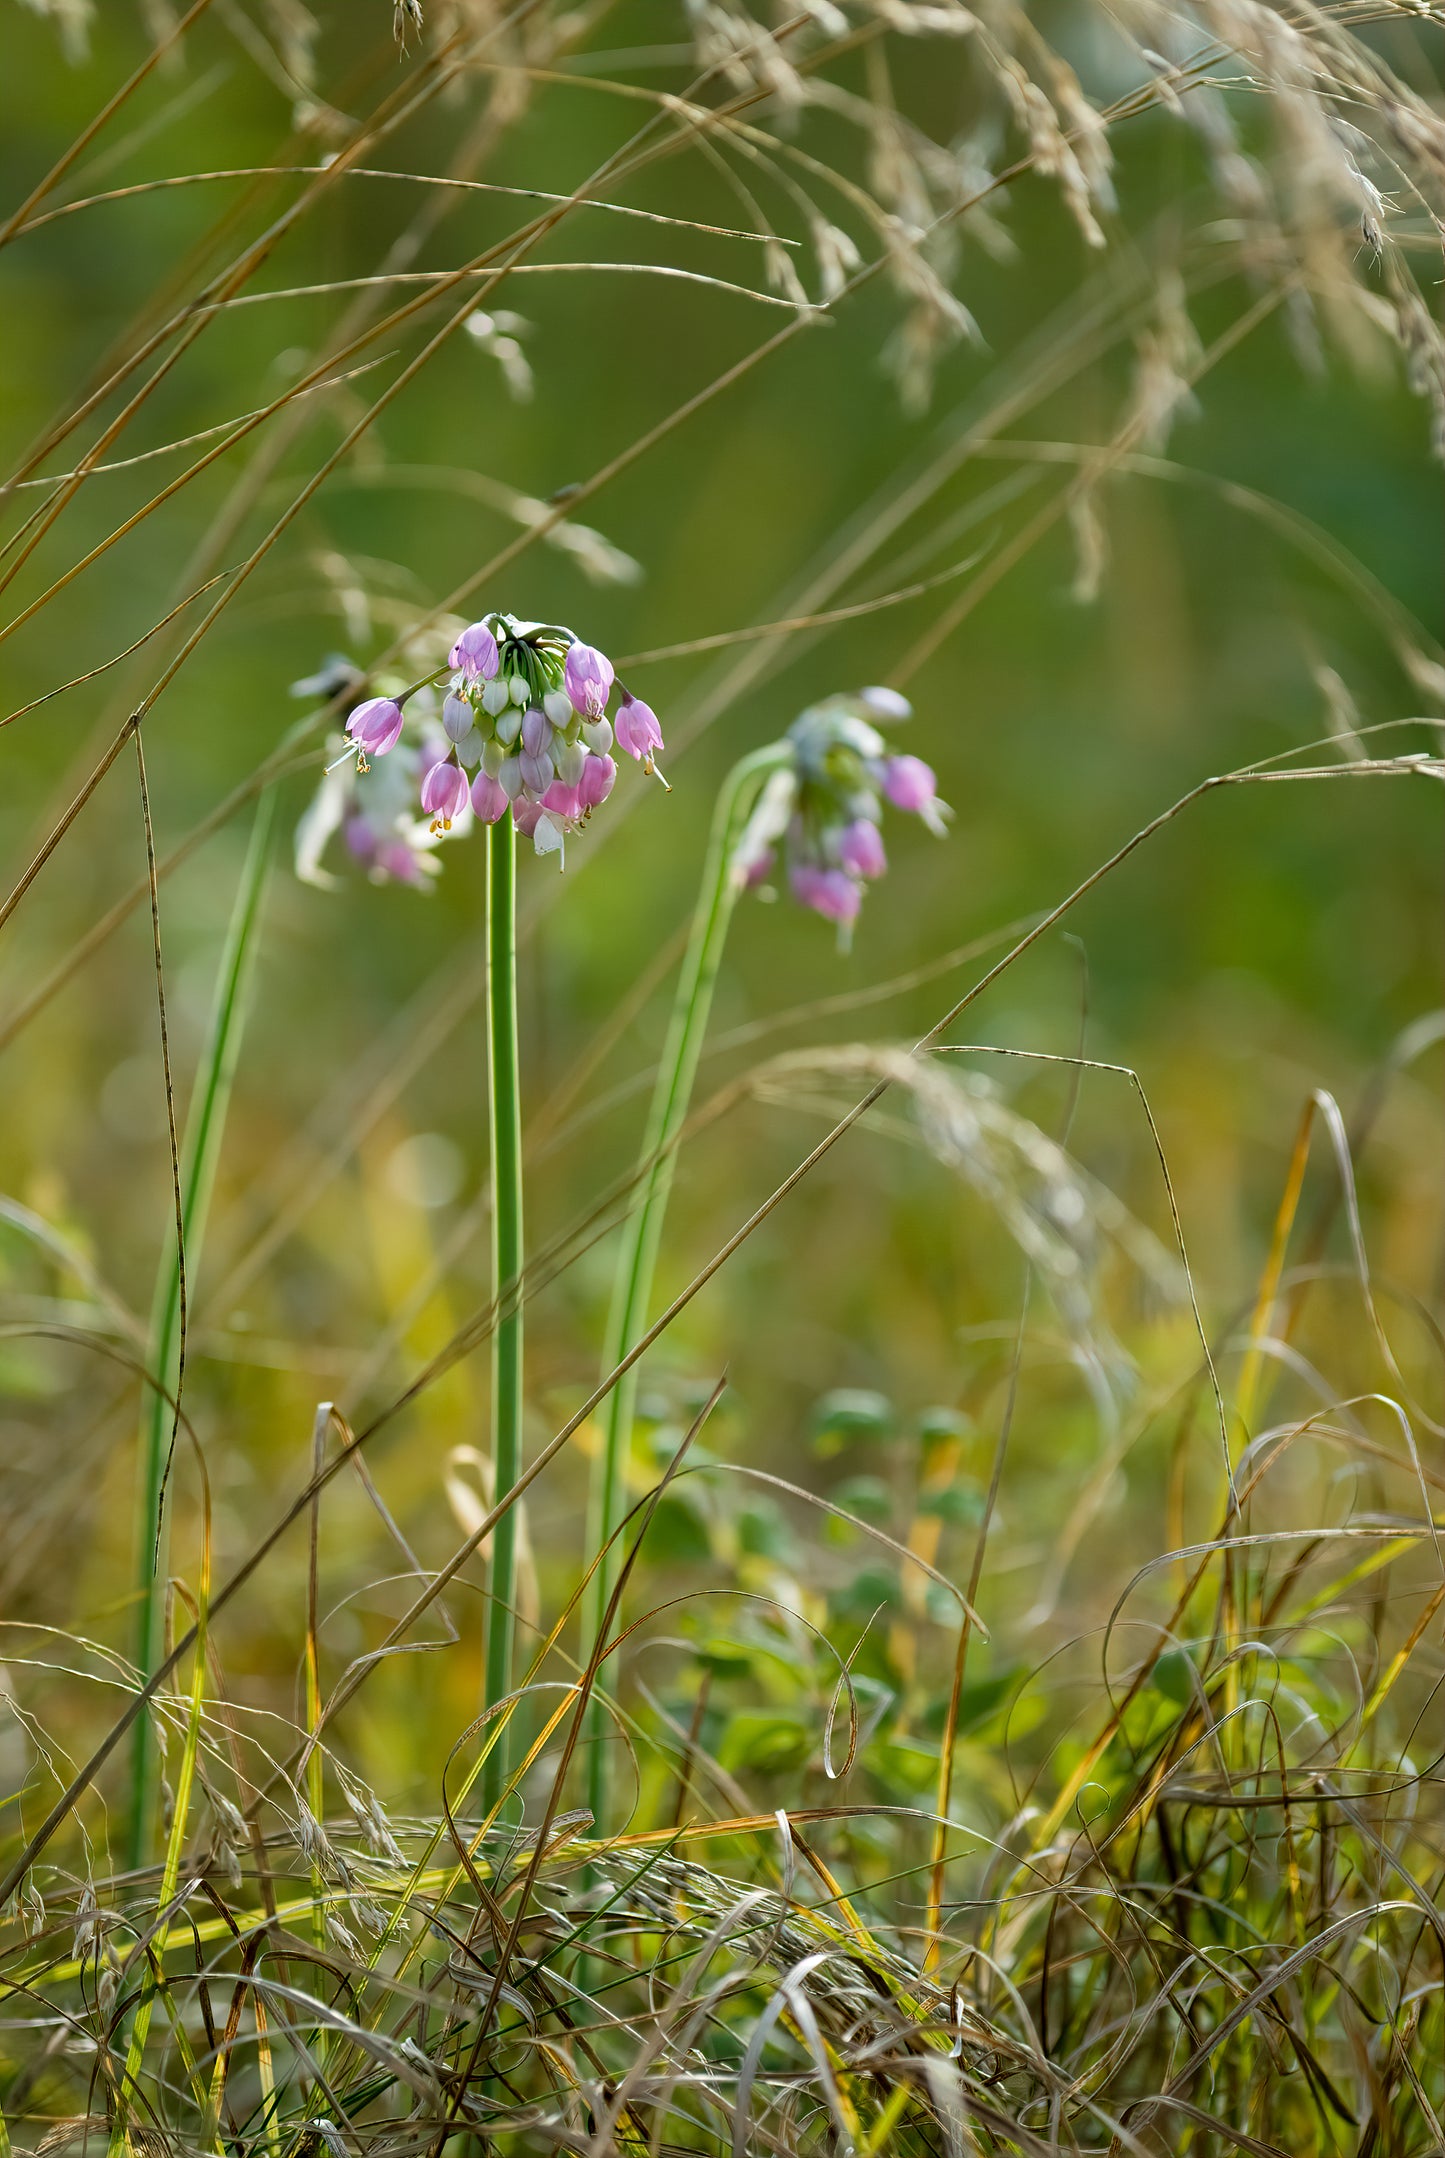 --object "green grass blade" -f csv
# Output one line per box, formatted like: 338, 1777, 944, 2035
582, 745, 785, 1833
127, 787, 276, 1873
